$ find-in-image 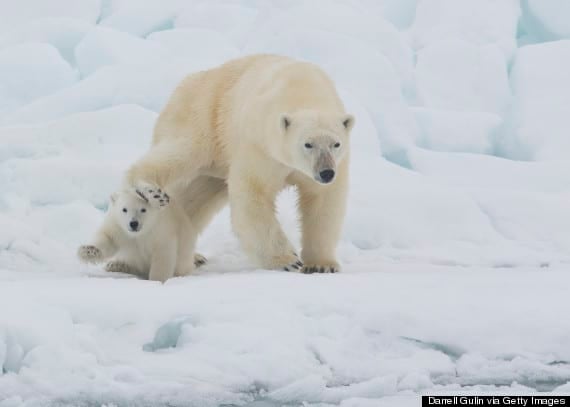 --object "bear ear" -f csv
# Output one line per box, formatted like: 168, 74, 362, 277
342, 114, 355, 132
109, 192, 118, 204
280, 114, 291, 131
